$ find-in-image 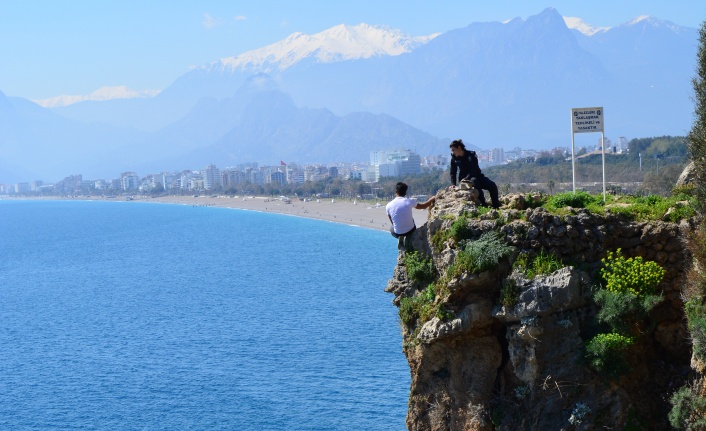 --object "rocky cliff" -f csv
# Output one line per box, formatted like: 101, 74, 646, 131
386, 189, 695, 430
